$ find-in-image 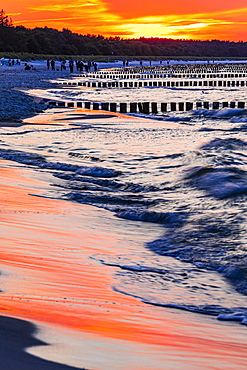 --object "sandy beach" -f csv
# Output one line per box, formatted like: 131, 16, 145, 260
1, 62, 247, 369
